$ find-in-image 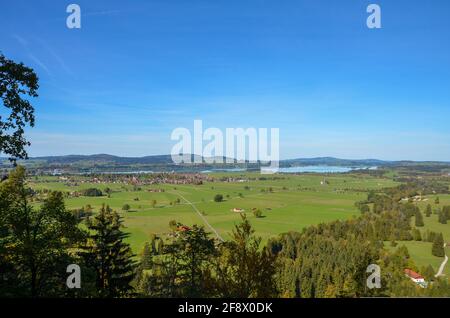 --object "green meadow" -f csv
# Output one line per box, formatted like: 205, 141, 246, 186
28, 173, 397, 253
392, 194, 450, 277
28, 172, 450, 277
